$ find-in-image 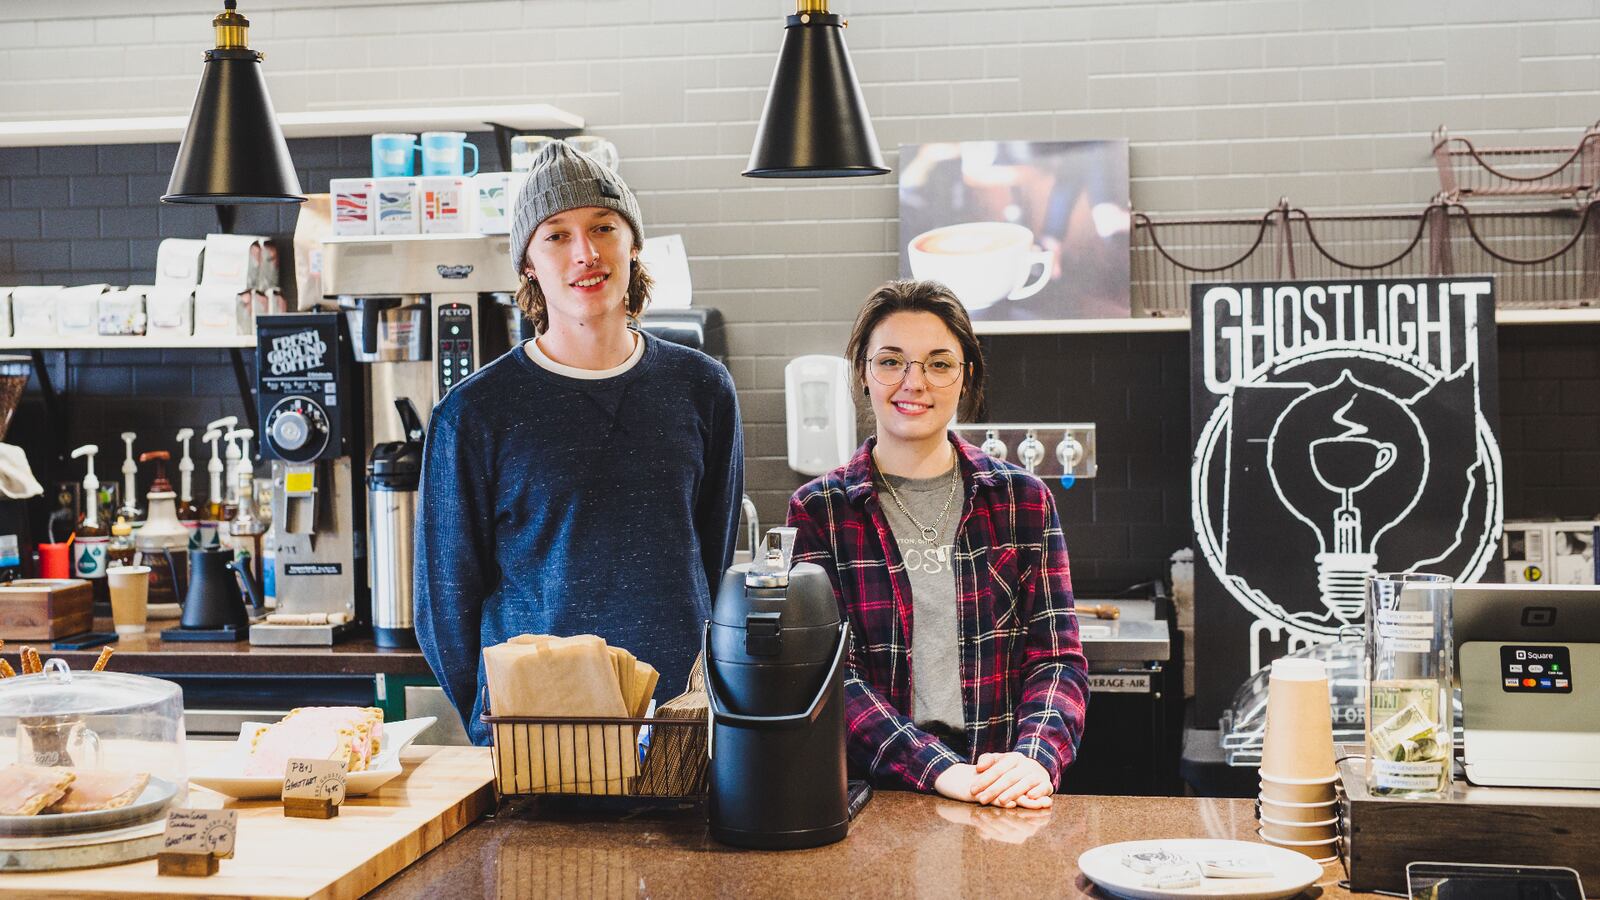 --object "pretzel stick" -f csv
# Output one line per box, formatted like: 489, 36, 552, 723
0, 659, 14, 678
21, 646, 41, 675
92, 646, 115, 672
